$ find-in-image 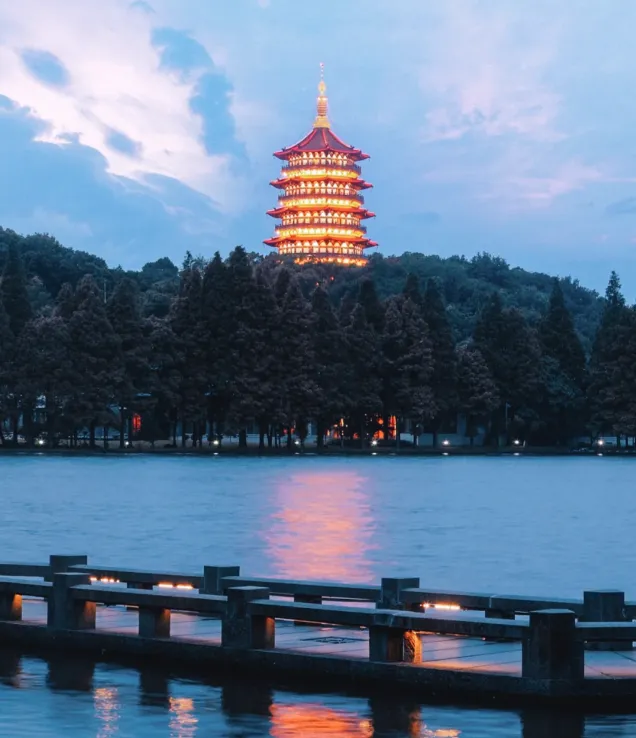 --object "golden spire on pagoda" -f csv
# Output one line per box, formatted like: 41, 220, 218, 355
314, 62, 330, 128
